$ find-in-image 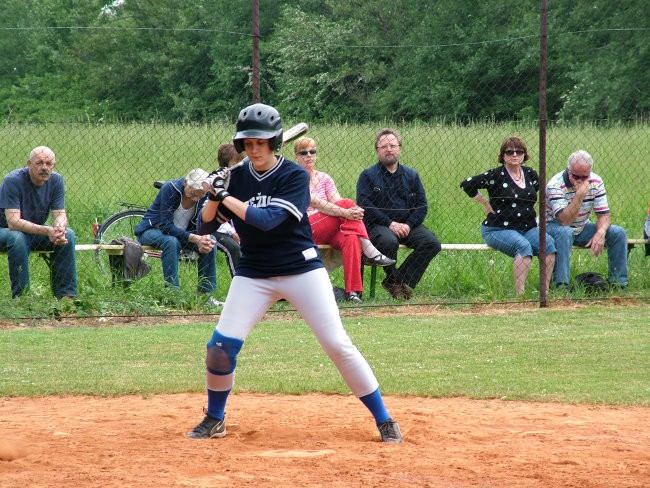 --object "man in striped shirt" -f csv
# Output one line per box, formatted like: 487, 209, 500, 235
545, 150, 628, 289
